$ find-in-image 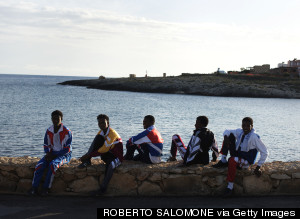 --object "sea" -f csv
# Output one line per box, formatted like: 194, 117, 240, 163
0, 74, 299, 162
